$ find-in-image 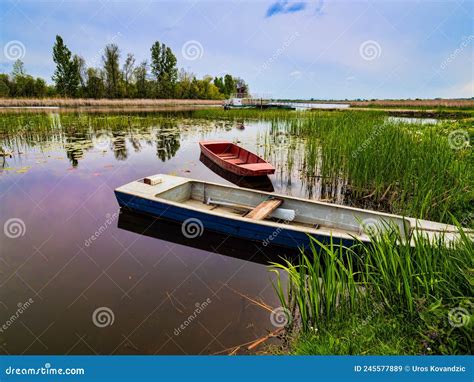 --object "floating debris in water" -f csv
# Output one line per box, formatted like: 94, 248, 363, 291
15, 166, 31, 174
